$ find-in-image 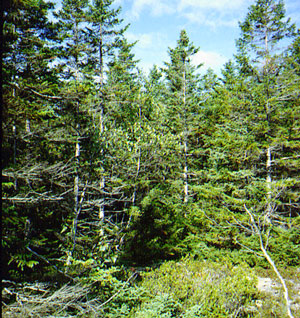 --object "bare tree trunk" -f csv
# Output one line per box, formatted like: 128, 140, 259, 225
133, 147, 141, 204
12, 76, 17, 165
25, 118, 31, 133
260, 244, 294, 318
74, 140, 80, 216
245, 205, 294, 318
264, 31, 273, 223
99, 176, 105, 220
128, 147, 141, 227
182, 66, 189, 204
98, 23, 106, 220
13, 123, 17, 165
265, 146, 272, 222
183, 139, 189, 204
67, 21, 81, 265
66, 136, 81, 266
